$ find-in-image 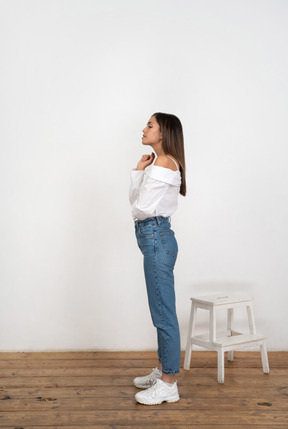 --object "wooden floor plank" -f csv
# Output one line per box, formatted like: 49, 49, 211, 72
1, 360, 285, 372
1, 385, 287, 399
0, 396, 287, 412
0, 374, 280, 389
1, 426, 288, 429
0, 366, 283, 378
2, 358, 284, 369
0, 351, 284, 360
0, 410, 287, 425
